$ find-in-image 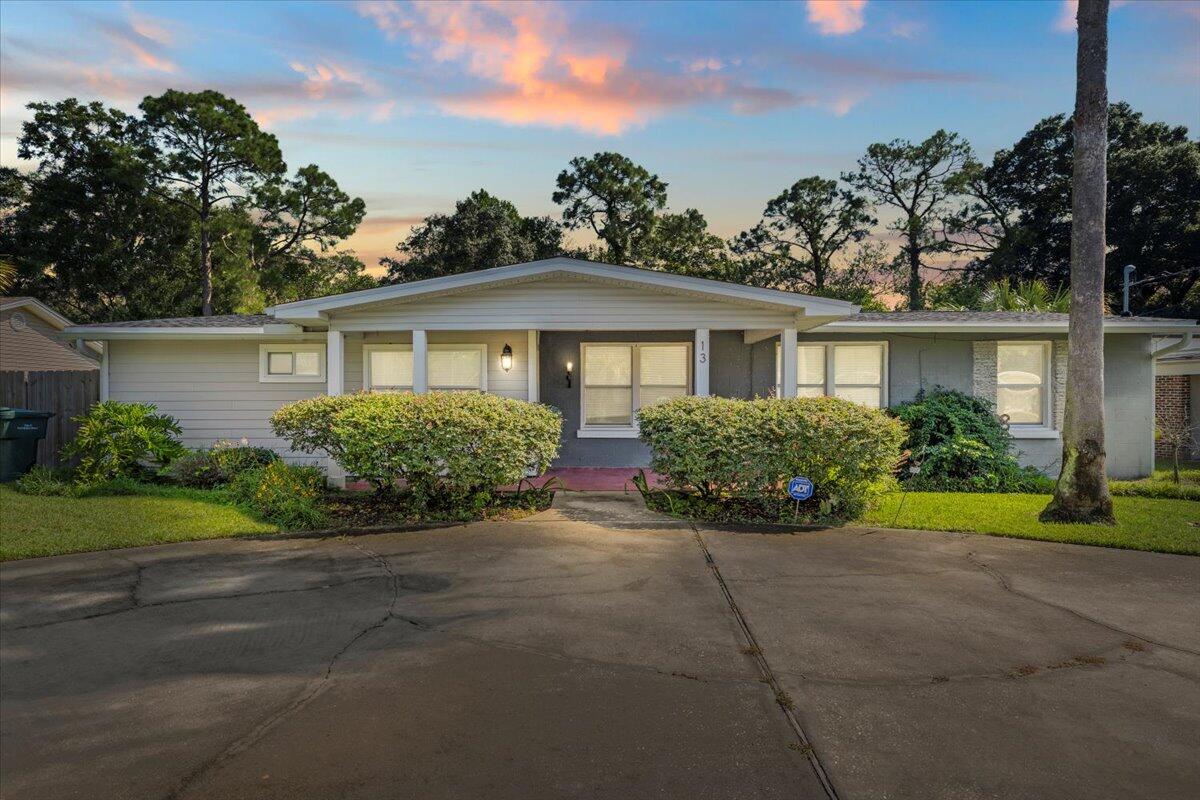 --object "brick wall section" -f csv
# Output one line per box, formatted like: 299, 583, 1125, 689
1155, 375, 1192, 459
